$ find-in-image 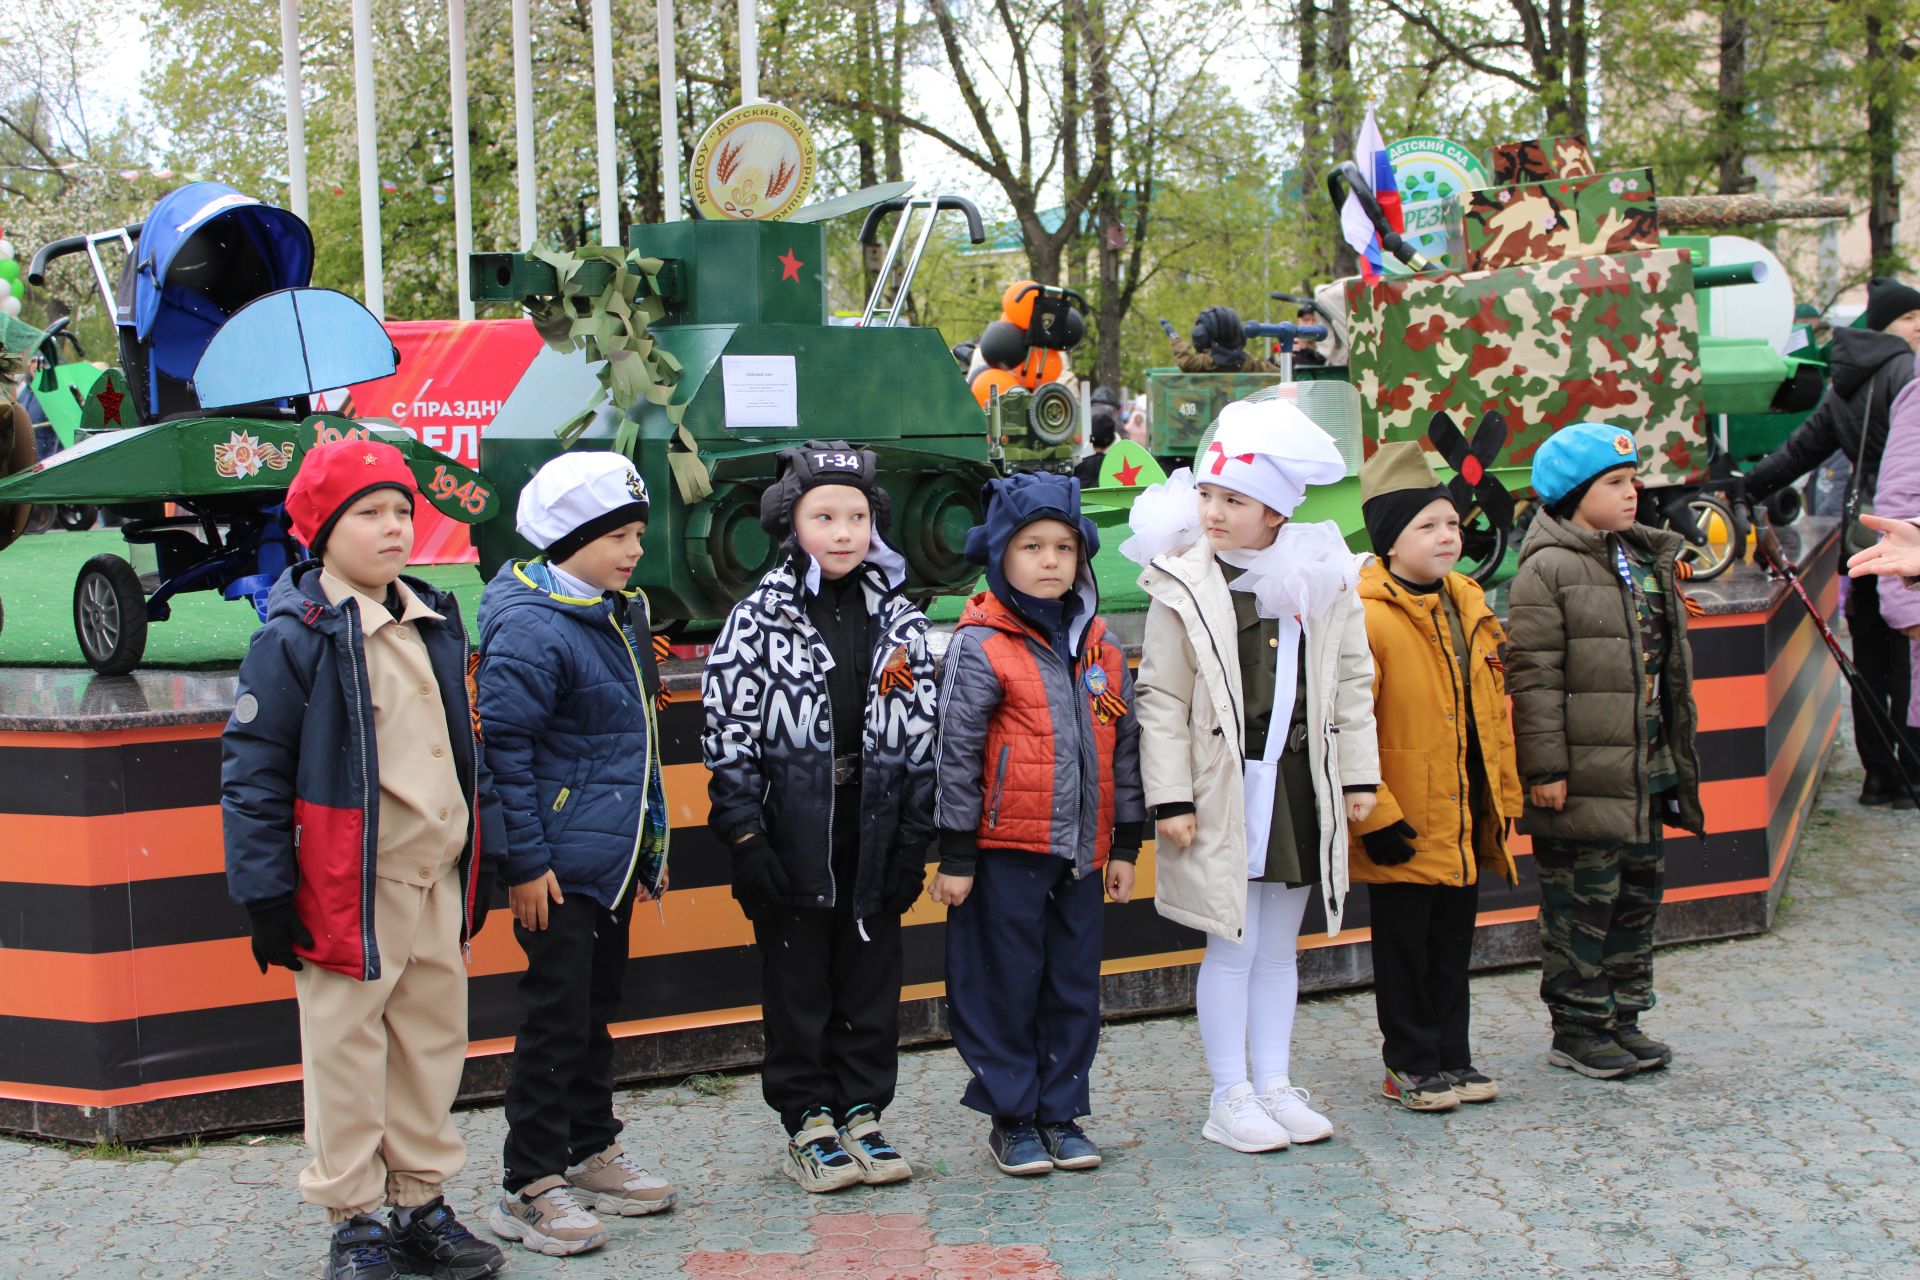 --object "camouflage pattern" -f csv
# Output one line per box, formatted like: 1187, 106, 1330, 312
1463, 169, 1658, 271
1166, 336, 1278, 375
1144, 367, 1288, 459
1488, 134, 1596, 184
1534, 831, 1665, 1031
1342, 247, 1709, 488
